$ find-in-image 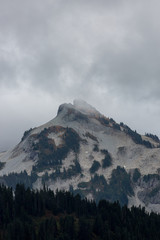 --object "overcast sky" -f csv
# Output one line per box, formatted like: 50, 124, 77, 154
1, 0, 160, 151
